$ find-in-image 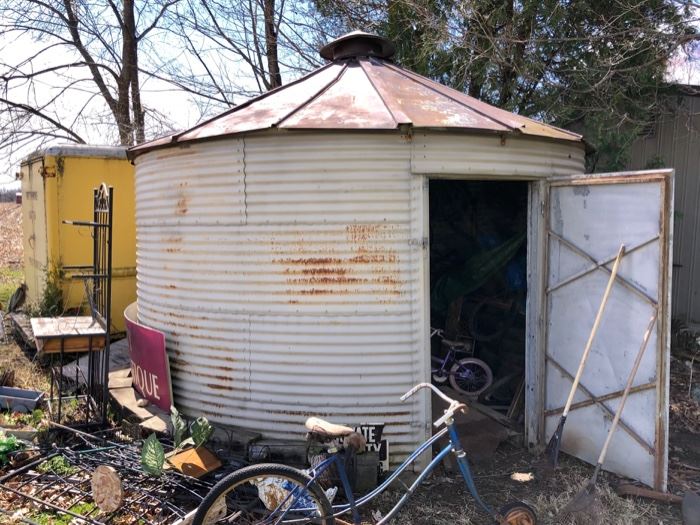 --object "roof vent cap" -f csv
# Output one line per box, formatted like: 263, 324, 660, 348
320, 31, 396, 61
